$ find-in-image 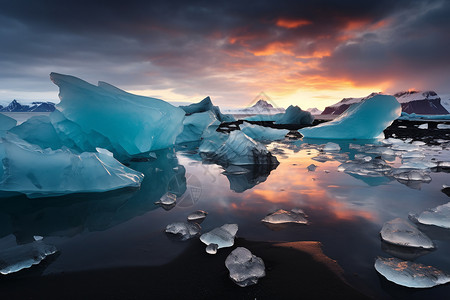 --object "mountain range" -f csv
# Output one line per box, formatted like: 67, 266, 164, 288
0, 100, 56, 112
